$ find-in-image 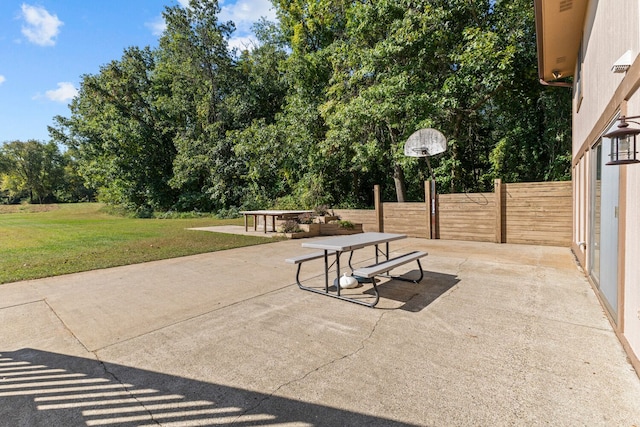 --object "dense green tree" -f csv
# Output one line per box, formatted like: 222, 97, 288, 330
0, 150, 10, 174
274, 0, 349, 54
318, 0, 456, 202
157, 0, 241, 211
50, 46, 177, 212
303, 0, 571, 201
48, 0, 571, 212
0, 140, 65, 203
55, 149, 96, 202
422, 0, 572, 192
270, 0, 341, 207
228, 20, 297, 206
485, 0, 571, 183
